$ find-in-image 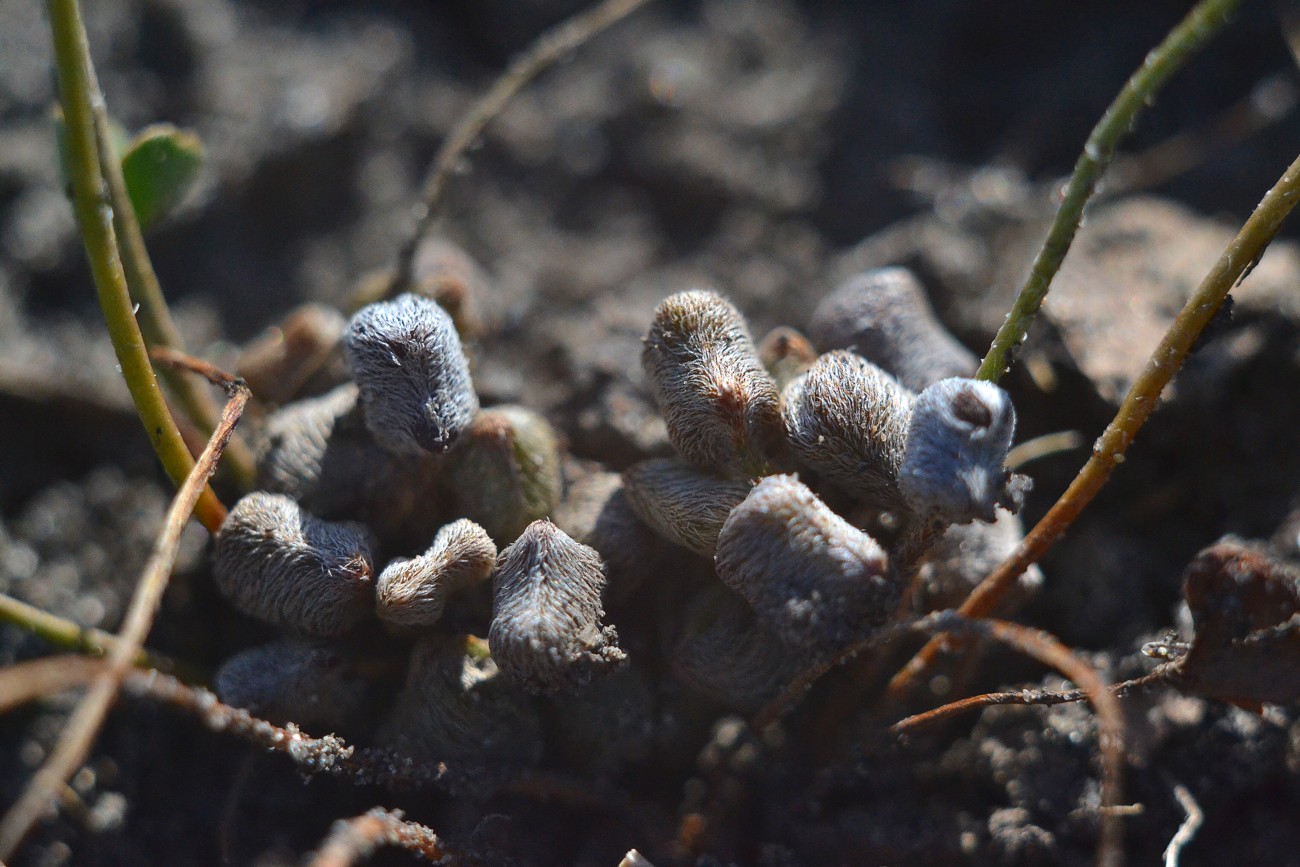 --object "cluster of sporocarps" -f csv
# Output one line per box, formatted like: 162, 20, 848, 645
209, 253, 1039, 786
